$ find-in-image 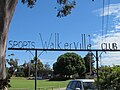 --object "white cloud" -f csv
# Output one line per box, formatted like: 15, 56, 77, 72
101, 52, 120, 66
115, 23, 120, 29
97, 3, 120, 18
92, 3, 120, 66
